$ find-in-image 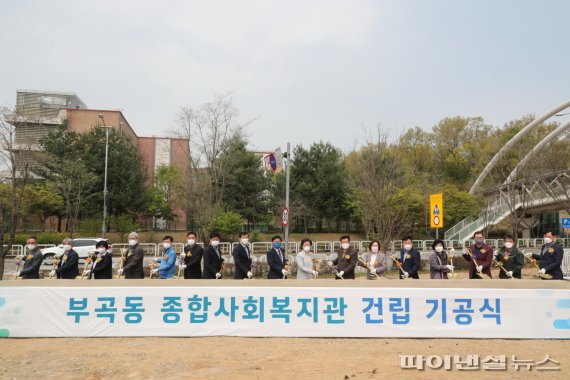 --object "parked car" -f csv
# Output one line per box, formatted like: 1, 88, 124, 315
41, 238, 110, 266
